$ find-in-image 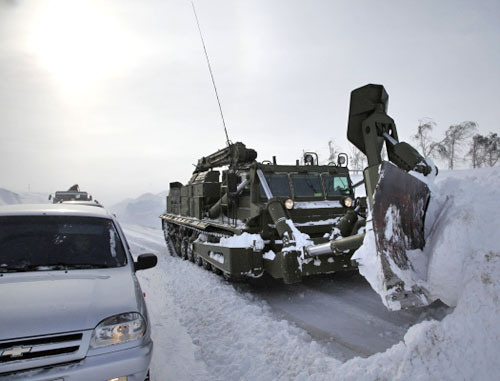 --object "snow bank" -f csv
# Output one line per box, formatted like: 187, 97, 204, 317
349, 167, 500, 380
424, 168, 500, 306
337, 248, 500, 380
